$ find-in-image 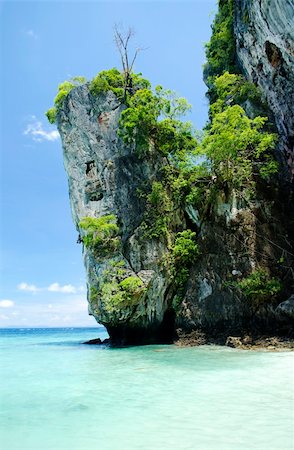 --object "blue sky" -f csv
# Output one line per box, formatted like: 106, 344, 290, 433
0, 0, 216, 327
